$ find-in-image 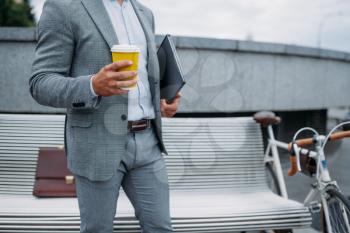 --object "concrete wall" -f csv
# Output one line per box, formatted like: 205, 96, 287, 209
1, 27, 350, 114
